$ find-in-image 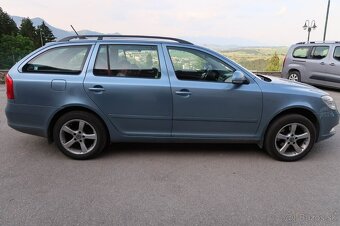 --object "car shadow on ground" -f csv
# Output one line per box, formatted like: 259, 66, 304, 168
100, 142, 268, 159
